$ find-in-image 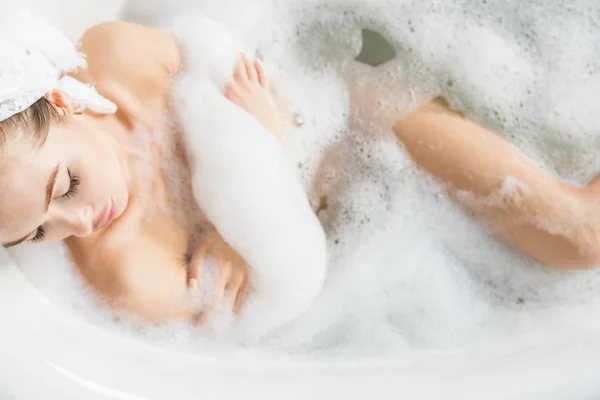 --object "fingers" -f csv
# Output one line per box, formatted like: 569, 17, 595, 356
188, 245, 207, 288
254, 59, 269, 88
242, 53, 258, 83
212, 261, 232, 309
233, 53, 266, 87
233, 274, 250, 314
195, 260, 232, 326
188, 277, 199, 291
224, 82, 243, 104
226, 266, 247, 314
187, 229, 252, 326
193, 261, 251, 325
234, 55, 249, 84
